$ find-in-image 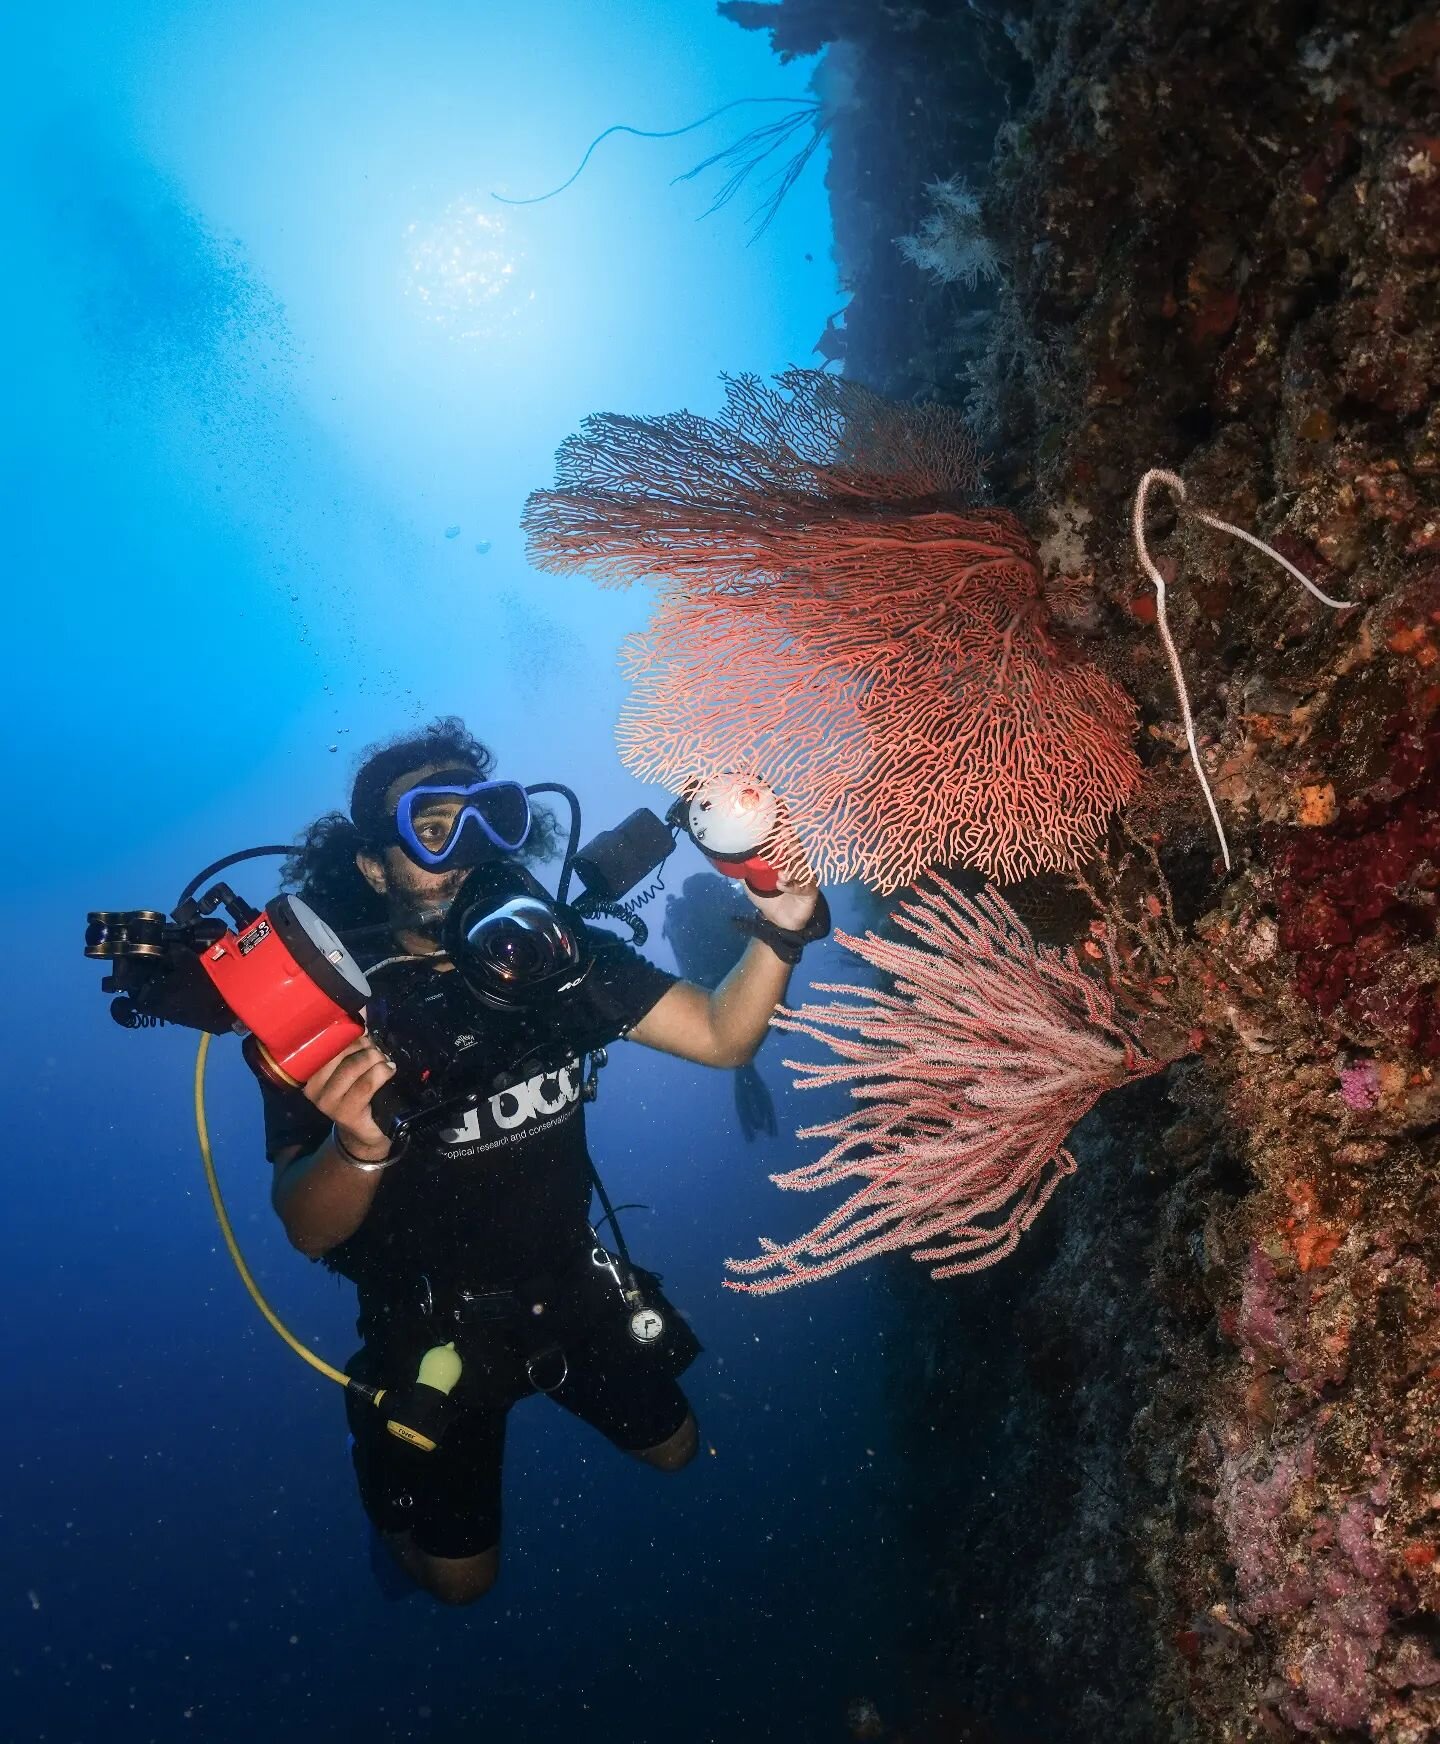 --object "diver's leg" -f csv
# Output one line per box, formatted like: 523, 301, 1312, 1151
546, 1295, 701, 1474
384, 1534, 500, 1606
632, 1407, 699, 1472
349, 1382, 508, 1606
